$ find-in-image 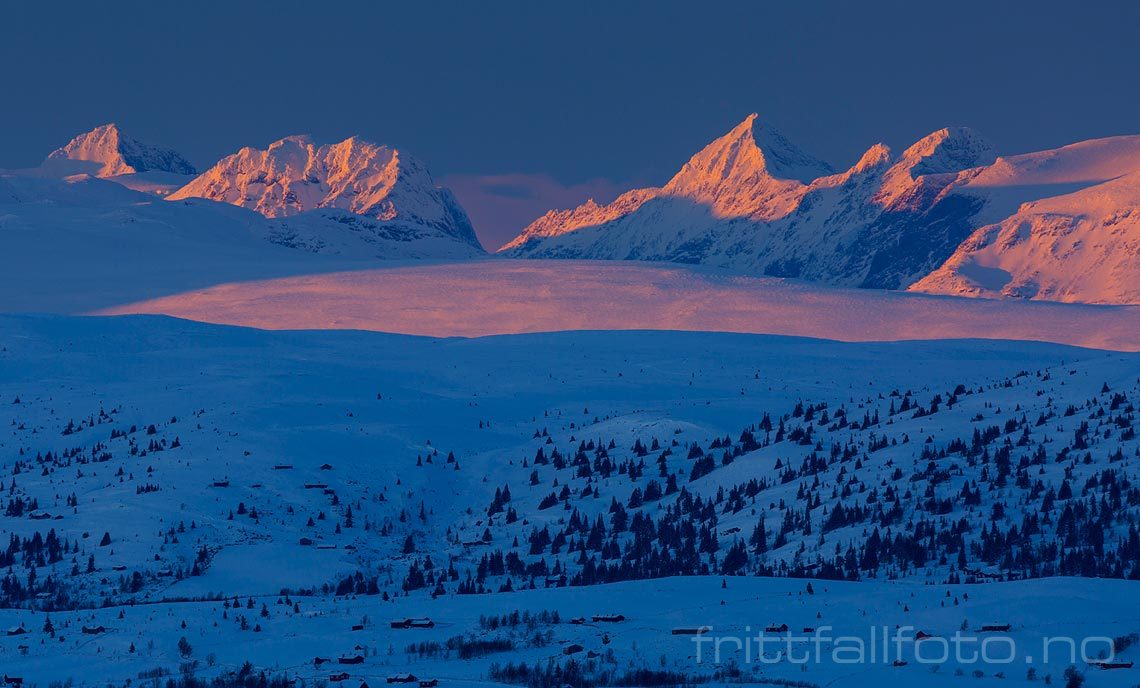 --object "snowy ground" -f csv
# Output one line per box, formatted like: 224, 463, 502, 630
3, 575, 1138, 688
0, 315, 1138, 687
